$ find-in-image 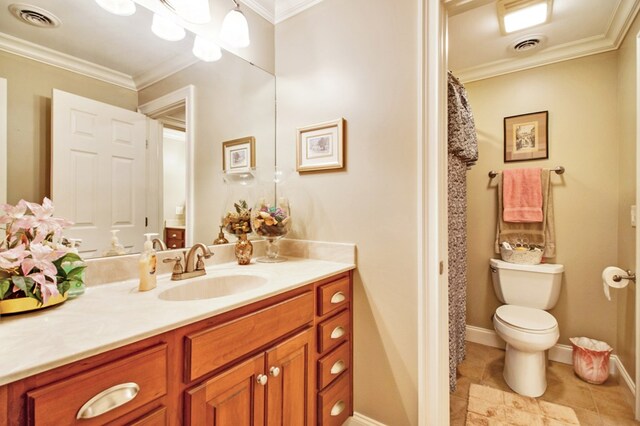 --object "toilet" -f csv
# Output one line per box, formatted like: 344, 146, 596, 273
490, 258, 564, 397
